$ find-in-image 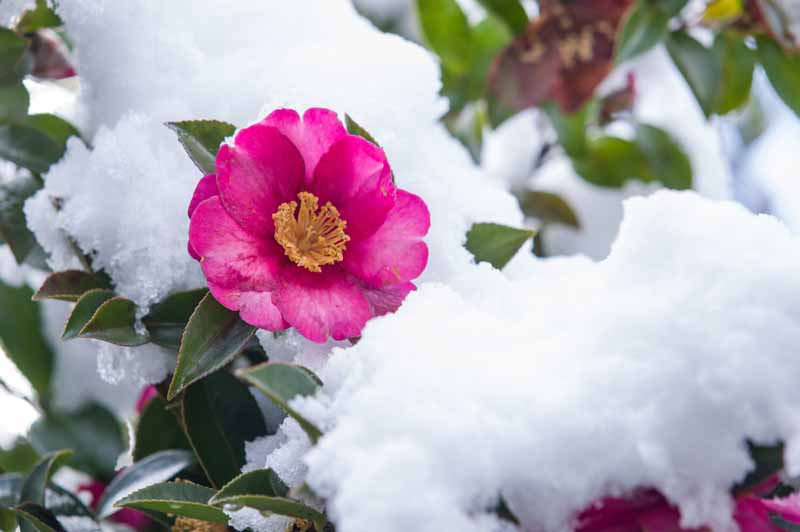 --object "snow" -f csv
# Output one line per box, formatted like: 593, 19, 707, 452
294, 191, 800, 532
